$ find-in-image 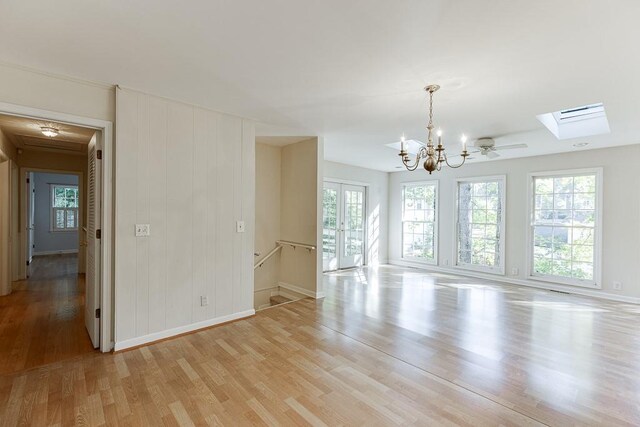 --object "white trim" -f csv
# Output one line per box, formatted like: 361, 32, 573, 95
400, 180, 439, 265
279, 282, 325, 299
114, 310, 255, 351
324, 177, 370, 187
453, 175, 507, 275
389, 259, 640, 304
525, 167, 603, 289
33, 249, 78, 256
0, 101, 114, 353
